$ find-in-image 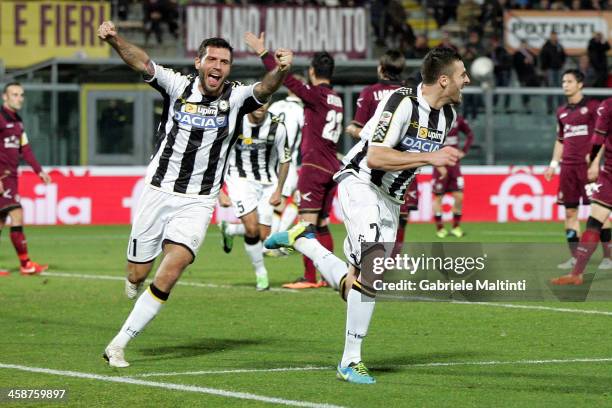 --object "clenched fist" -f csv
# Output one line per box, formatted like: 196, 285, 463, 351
98, 21, 118, 41
274, 49, 293, 72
